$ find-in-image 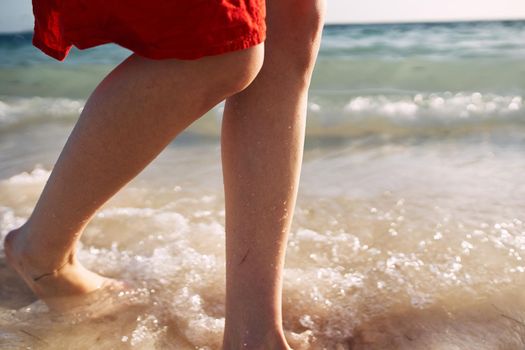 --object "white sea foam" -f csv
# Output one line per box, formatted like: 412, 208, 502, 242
311, 92, 524, 121
1, 146, 524, 349
303, 92, 525, 138
3, 165, 50, 185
